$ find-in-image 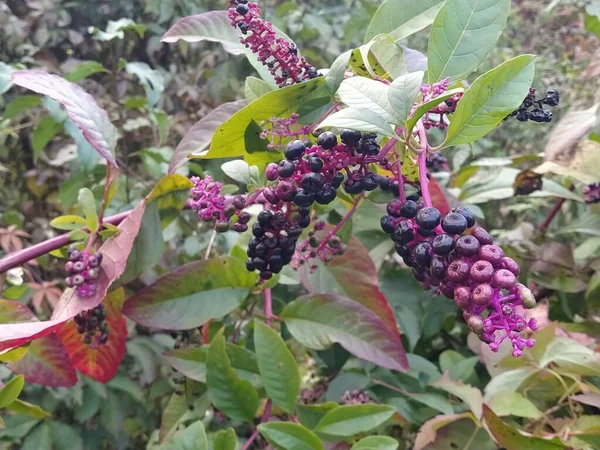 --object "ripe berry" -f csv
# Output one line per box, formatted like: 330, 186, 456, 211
344, 179, 363, 194
454, 206, 476, 228
362, 174, 378, 191
413, 242, 432, 267
340, 129, 361, 146
308, 156, 324, 172
544, 89, 560, 107
387, 200, 403, 218
236, 3, 249, 14
455, 235, 480, 257
331, 172, 344, 189
416, 207, 441, 230
442, 212, 468, 235
392, 221, 413, 244
260, 271, 273, 280
395, 244, 410, 257
294, 189, 315, 207
278, 160, 295, 177
298, 215, 311, 228
302, 173, 325, 193
493, 269, 517, 289
446, 260, 470, 283
430, 255, 447, 280
478, 244, 504, 266
471, 227, 493, 245
258, 211, 273, 226
472, 283, 493, 306
315, 186, 337, 205
285, 140, 306, 160
469, 260, 494, 282
317, 131, 338, 150
252, 223, 264, 237
400, 201, 418, 218
432, 233, 454, 255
